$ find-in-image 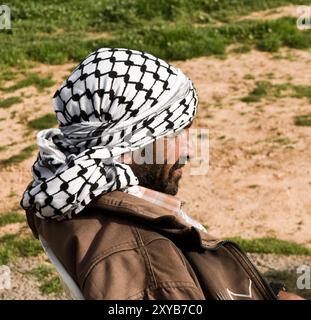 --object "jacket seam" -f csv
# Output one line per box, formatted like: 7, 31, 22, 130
80, 235, 179, 288
130, 225, 158, 290
79, 240, 138, 285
